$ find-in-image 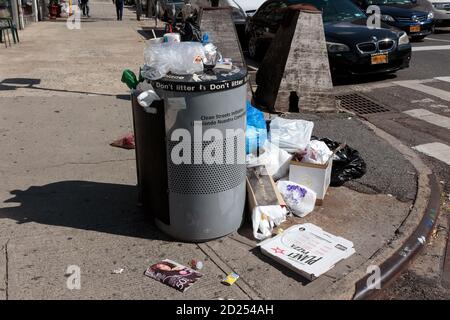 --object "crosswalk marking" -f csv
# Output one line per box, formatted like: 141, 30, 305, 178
425, 38, 450, 43
412, 45, 450, 52
434, 76, 450, 83
394, 80, 450, 102
403, 109, 450, 130
413, 142, 450, 165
